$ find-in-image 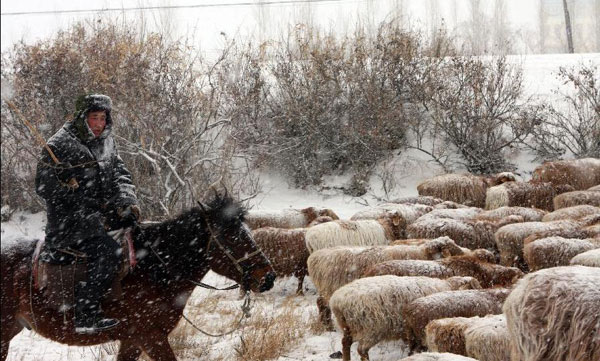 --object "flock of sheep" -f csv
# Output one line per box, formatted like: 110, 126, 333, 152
244, 157, 600, 361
